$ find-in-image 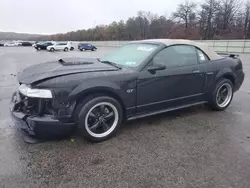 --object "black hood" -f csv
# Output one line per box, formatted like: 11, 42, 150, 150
18, 58, 119, 85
